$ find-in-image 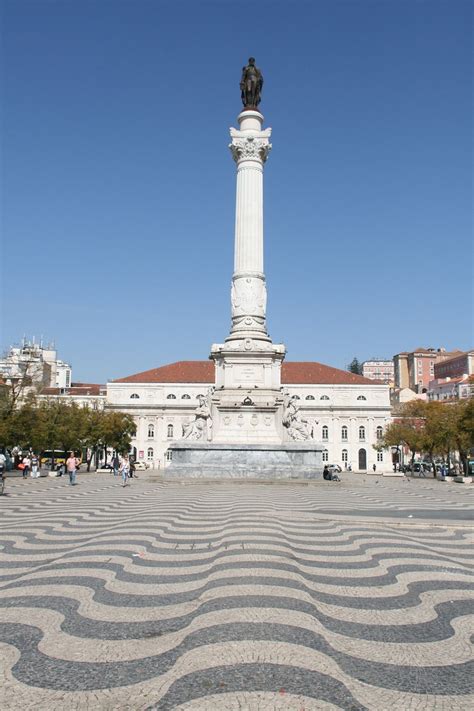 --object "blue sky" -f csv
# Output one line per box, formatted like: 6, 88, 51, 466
2, 0, 472, 382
